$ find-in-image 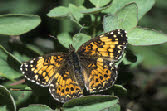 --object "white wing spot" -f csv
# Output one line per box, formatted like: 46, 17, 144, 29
50, 84, 54, 87
30, 60, 34, 63
25, 64, 28, 67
